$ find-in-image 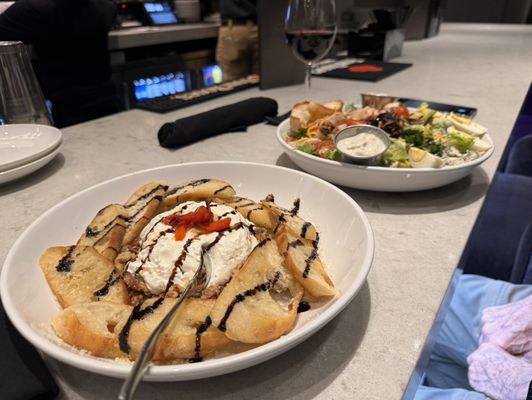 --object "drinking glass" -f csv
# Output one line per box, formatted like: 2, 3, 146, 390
285, 0, 337, 89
